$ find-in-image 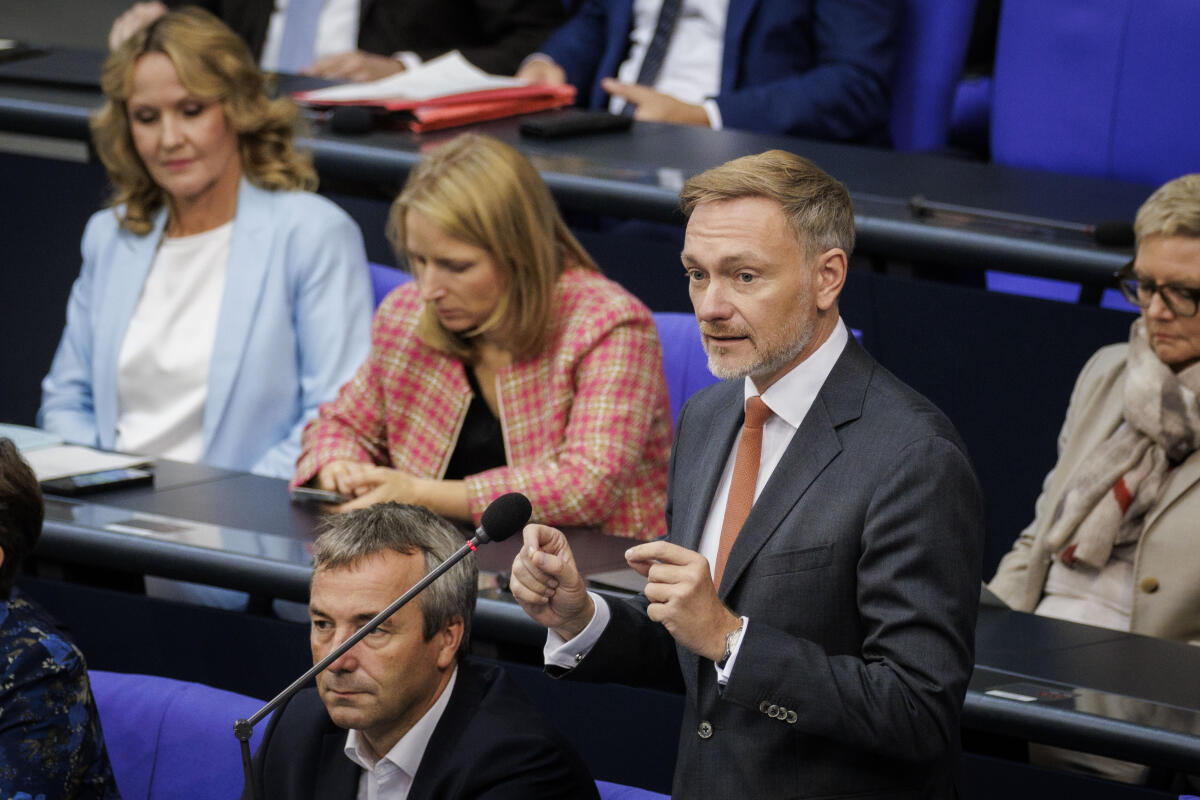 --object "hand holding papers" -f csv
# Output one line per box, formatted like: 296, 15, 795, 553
293, 51, 575, 132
